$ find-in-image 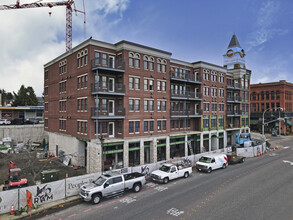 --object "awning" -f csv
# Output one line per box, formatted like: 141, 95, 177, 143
286, 120, 293, 126
250, 120, 259, 125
